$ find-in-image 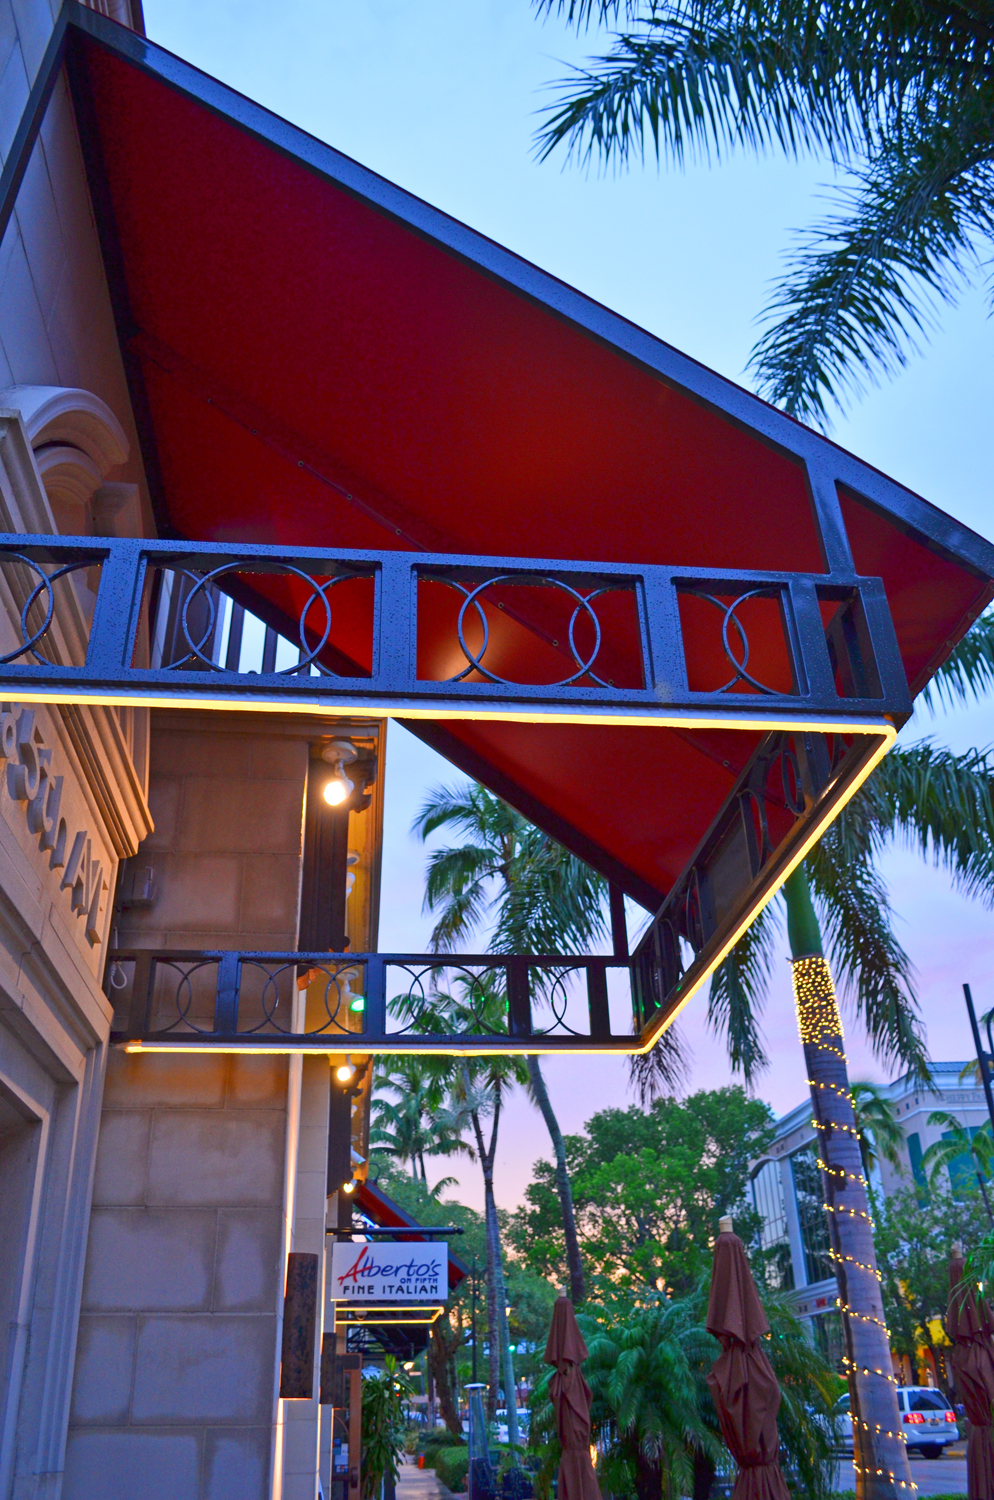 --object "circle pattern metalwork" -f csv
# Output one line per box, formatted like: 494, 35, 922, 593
172, 561, 364, 675
436, 573, 626, 688
0, 554, 101, 665
693, 587, 785, 695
